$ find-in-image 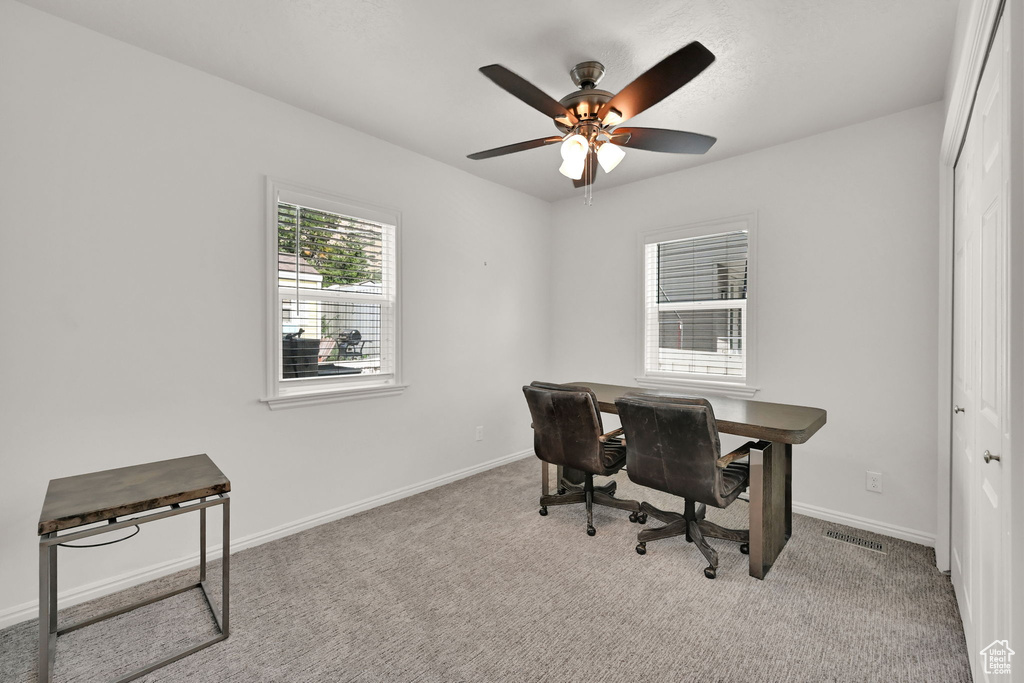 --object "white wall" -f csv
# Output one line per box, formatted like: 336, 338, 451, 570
0, 2, 550, 622
549, 102, 944, 541
0, 0, 949, 626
